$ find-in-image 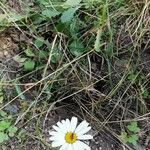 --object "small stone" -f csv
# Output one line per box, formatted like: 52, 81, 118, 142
3, 50, 9, 56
